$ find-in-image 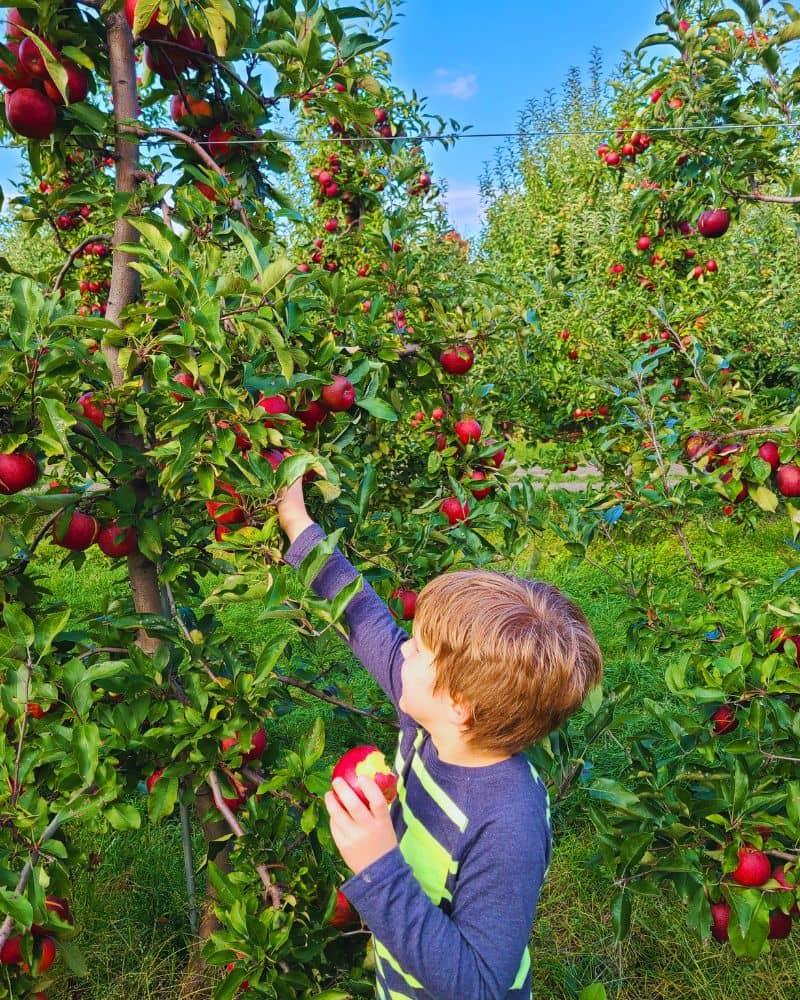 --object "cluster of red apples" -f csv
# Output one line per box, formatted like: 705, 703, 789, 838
0, 451, 136, 557
204, 377, 357, 540
124, 0, 208, 81
709, 846, 797, 944
0, 893, 73, 994
597, 124, 652, 168
148, 727, 268, 814
0, 8, 91, 140
685, 436, 800, 517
